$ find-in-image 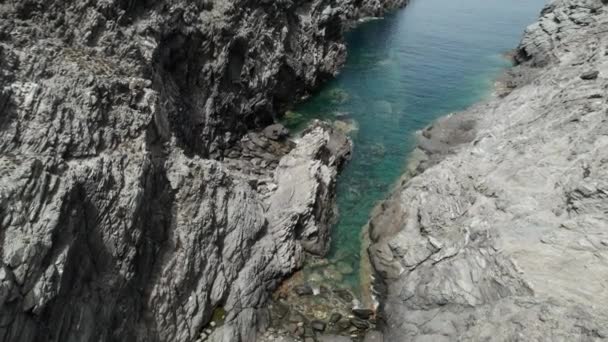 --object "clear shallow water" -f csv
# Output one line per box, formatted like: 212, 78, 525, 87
284, 0, 546, 290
